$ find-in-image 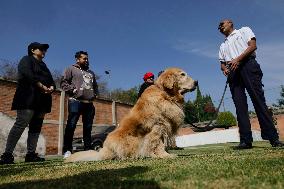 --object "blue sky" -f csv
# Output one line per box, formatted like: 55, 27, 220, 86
1, 0, 284, 113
